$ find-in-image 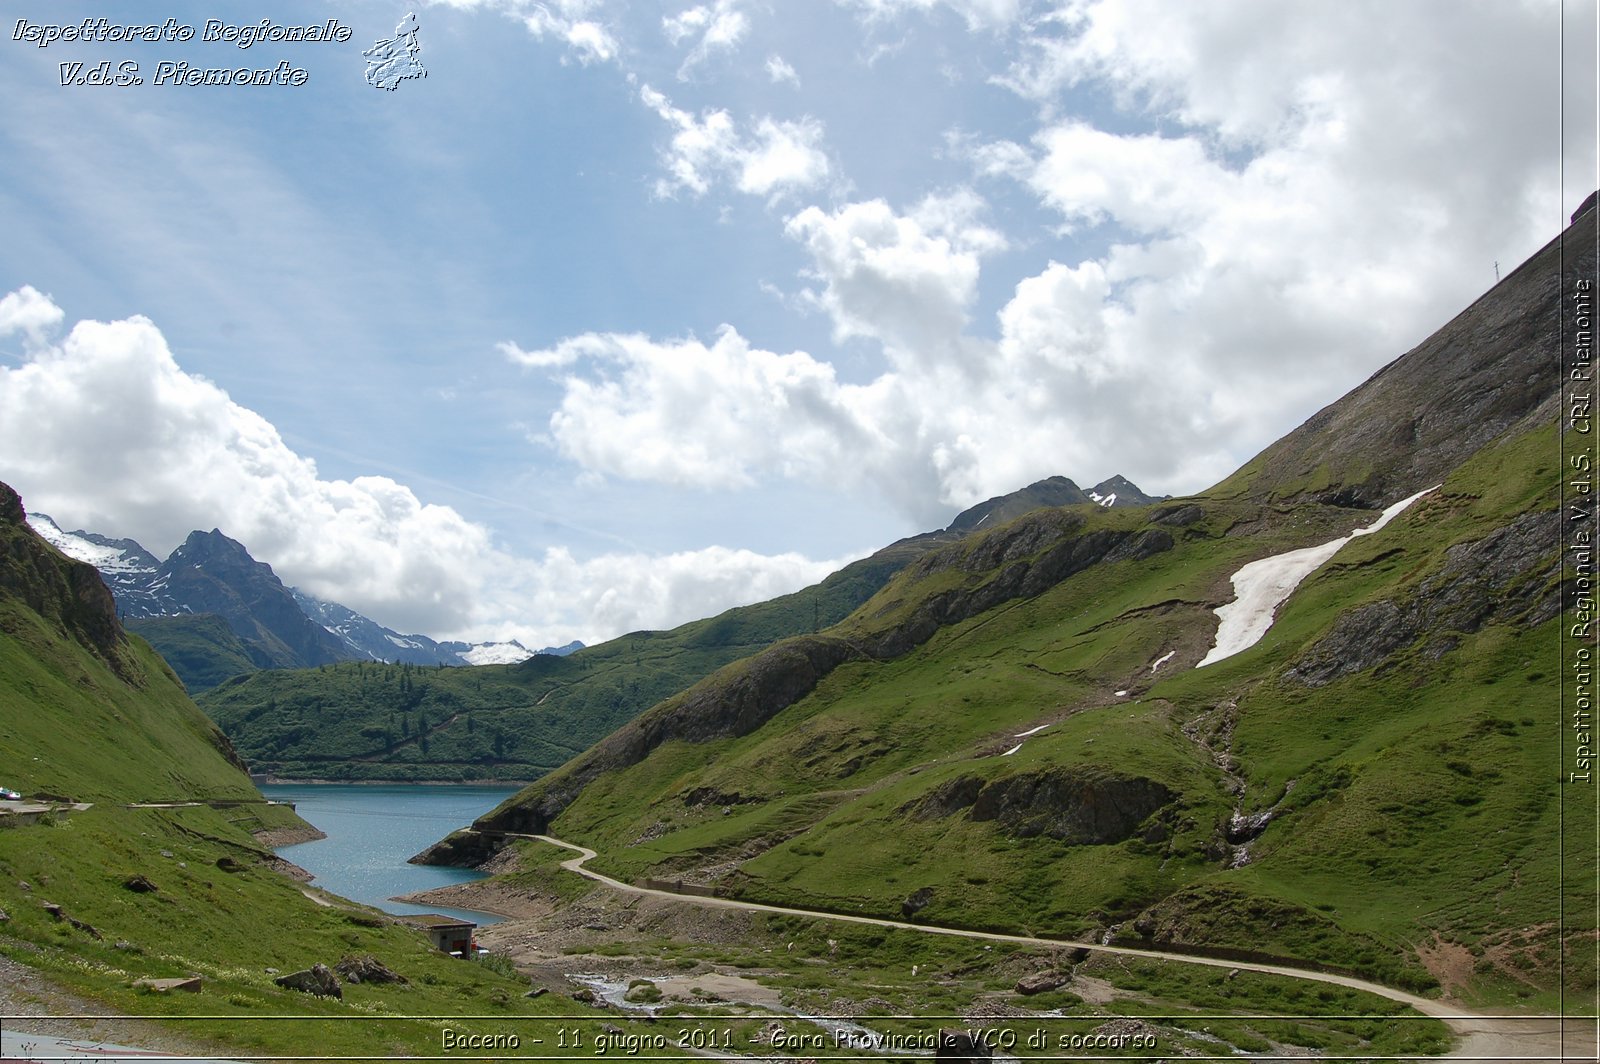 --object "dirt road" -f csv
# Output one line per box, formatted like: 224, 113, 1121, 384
526, 833, 1591, 1063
